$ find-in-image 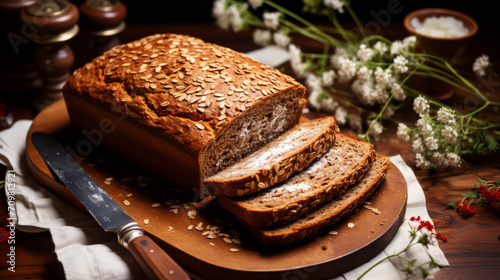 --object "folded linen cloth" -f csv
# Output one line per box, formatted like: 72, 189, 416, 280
0, 120, 448, 280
